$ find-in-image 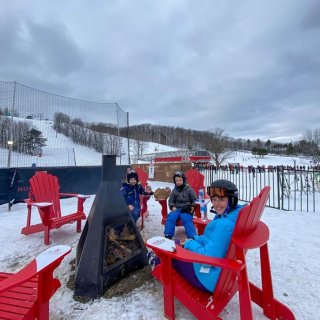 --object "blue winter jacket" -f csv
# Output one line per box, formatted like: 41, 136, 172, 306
184, 204, 244, 292
121, 183, 149, 206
